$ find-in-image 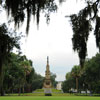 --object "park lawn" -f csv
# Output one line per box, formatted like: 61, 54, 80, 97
34, 89, 62, 93
0, 96, 100, 100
